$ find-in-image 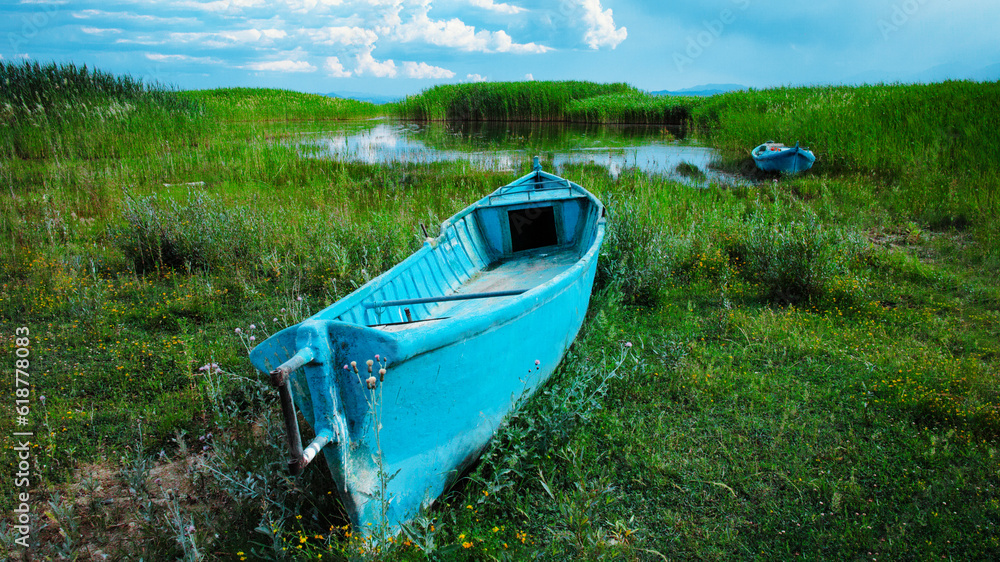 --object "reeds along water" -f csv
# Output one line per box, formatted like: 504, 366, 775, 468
179, 87, 383, 122
1, 61, 205, 160
563, 93, 701, 127
390, 80, 638, 121
0, 62, 384, 162
693, 81, 1000, 177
